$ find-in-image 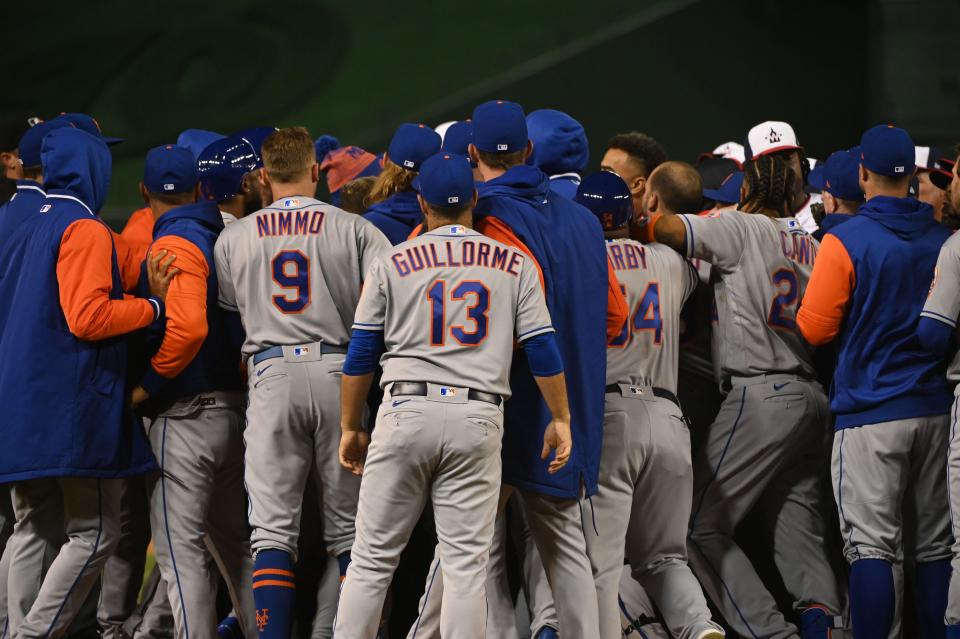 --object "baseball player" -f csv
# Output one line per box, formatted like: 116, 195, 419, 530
0, 126, 172, 639
333, 151, 571, 639
576, 169, 724, 639
799, 125, 953, 639
600, 131, 667, 214
214, 126, 389, 639
526, 109, 588, 199
917, 150, 960, 637
128, 144, 255, 639
744, 121, 822, 234
647, 154, 844, 638
363, 123, 441, 245
811, 149, 863, 242
198, 132, 269, 226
